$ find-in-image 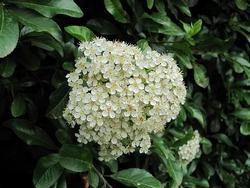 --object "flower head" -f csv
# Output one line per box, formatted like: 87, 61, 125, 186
178, 130, 201, 164
63, 38, 186, 161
